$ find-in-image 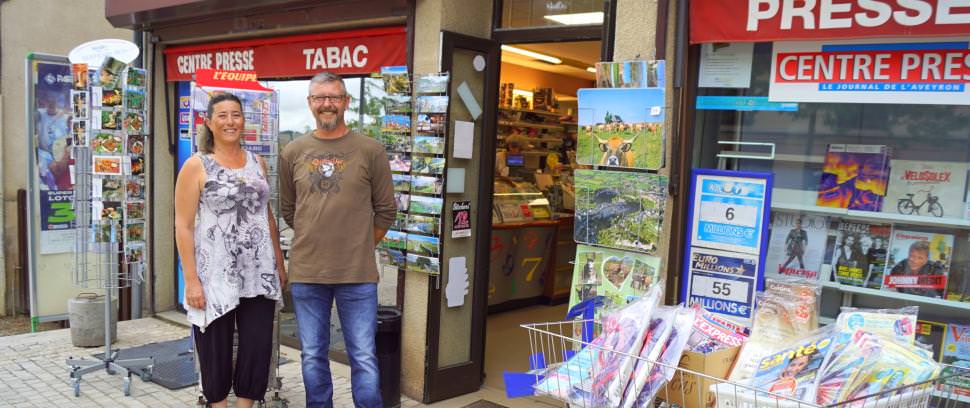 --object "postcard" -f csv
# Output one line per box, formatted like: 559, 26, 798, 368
394, 192, 410, 212
573, 169, 668, 255
409, 195, 443, 215
126, 67, 146, 88
71, 91, 88, 118
415, 74, 449, 94
384, 95, 411, 113
127, 242, 146, 264
381, 230, 408, 251
126, 177, 145, 199
98, 56, 126, 90
413, 135, 445, 155
388, 153, 411, 172
102, 177, 125, 201
100, 108, 122, 130
392, 174, 411, 192
124, 111, 145, 134
126, 222, 145, 242
383, 70, 410, 95
126, 89, 145, 111
411, 156, 445, 175
126, 201, 145, 220
92, 155, 123, 175
407, 253, 440, 275
416, 96, 449, 113
127, 134, 145, 155
415, 113, 446, 134
72, 63, 88, 90
410, 175, 442, 195
381, 114, 411, 133
130, 156, 145, 176
72, 121, 88, 146
101, 89, 122, 107
407, 234, 440, 257
577, 88, 666, 170
381, 132, 412, 153
406, 214, 440, 235
92, 132, 123, 154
